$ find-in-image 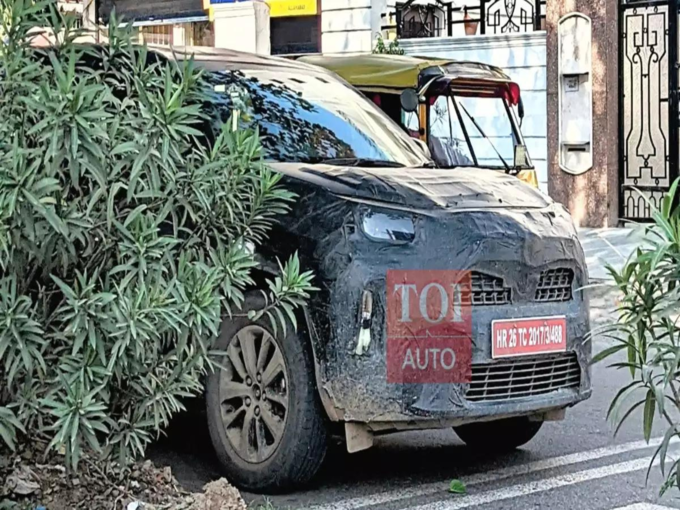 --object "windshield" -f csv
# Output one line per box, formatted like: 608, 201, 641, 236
425, 94, 531, 170
201, 69, 430, 168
